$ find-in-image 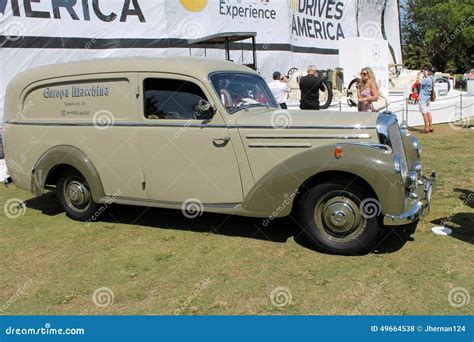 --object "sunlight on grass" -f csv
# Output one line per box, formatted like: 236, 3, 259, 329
0, 124, 472, 315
